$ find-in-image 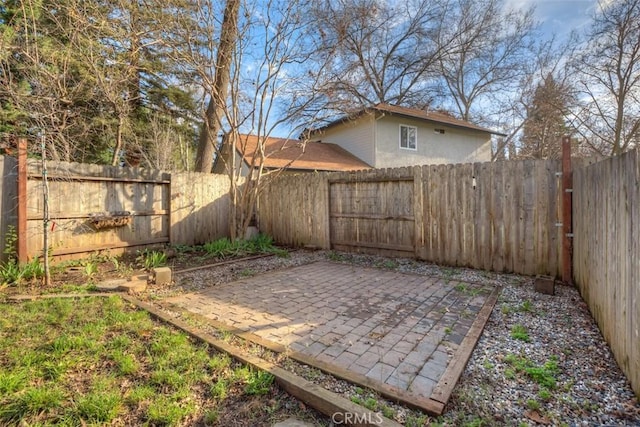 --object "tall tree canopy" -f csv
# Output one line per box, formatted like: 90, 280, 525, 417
571, 0, 640, 155
0, 0, 200, 168
519, 74, 572, 159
